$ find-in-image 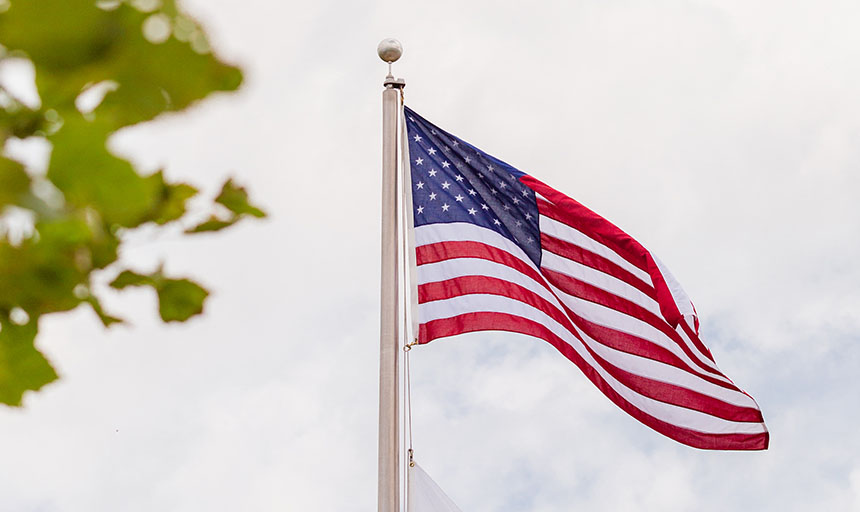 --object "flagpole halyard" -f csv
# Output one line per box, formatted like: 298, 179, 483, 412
378, 38, 405, 512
